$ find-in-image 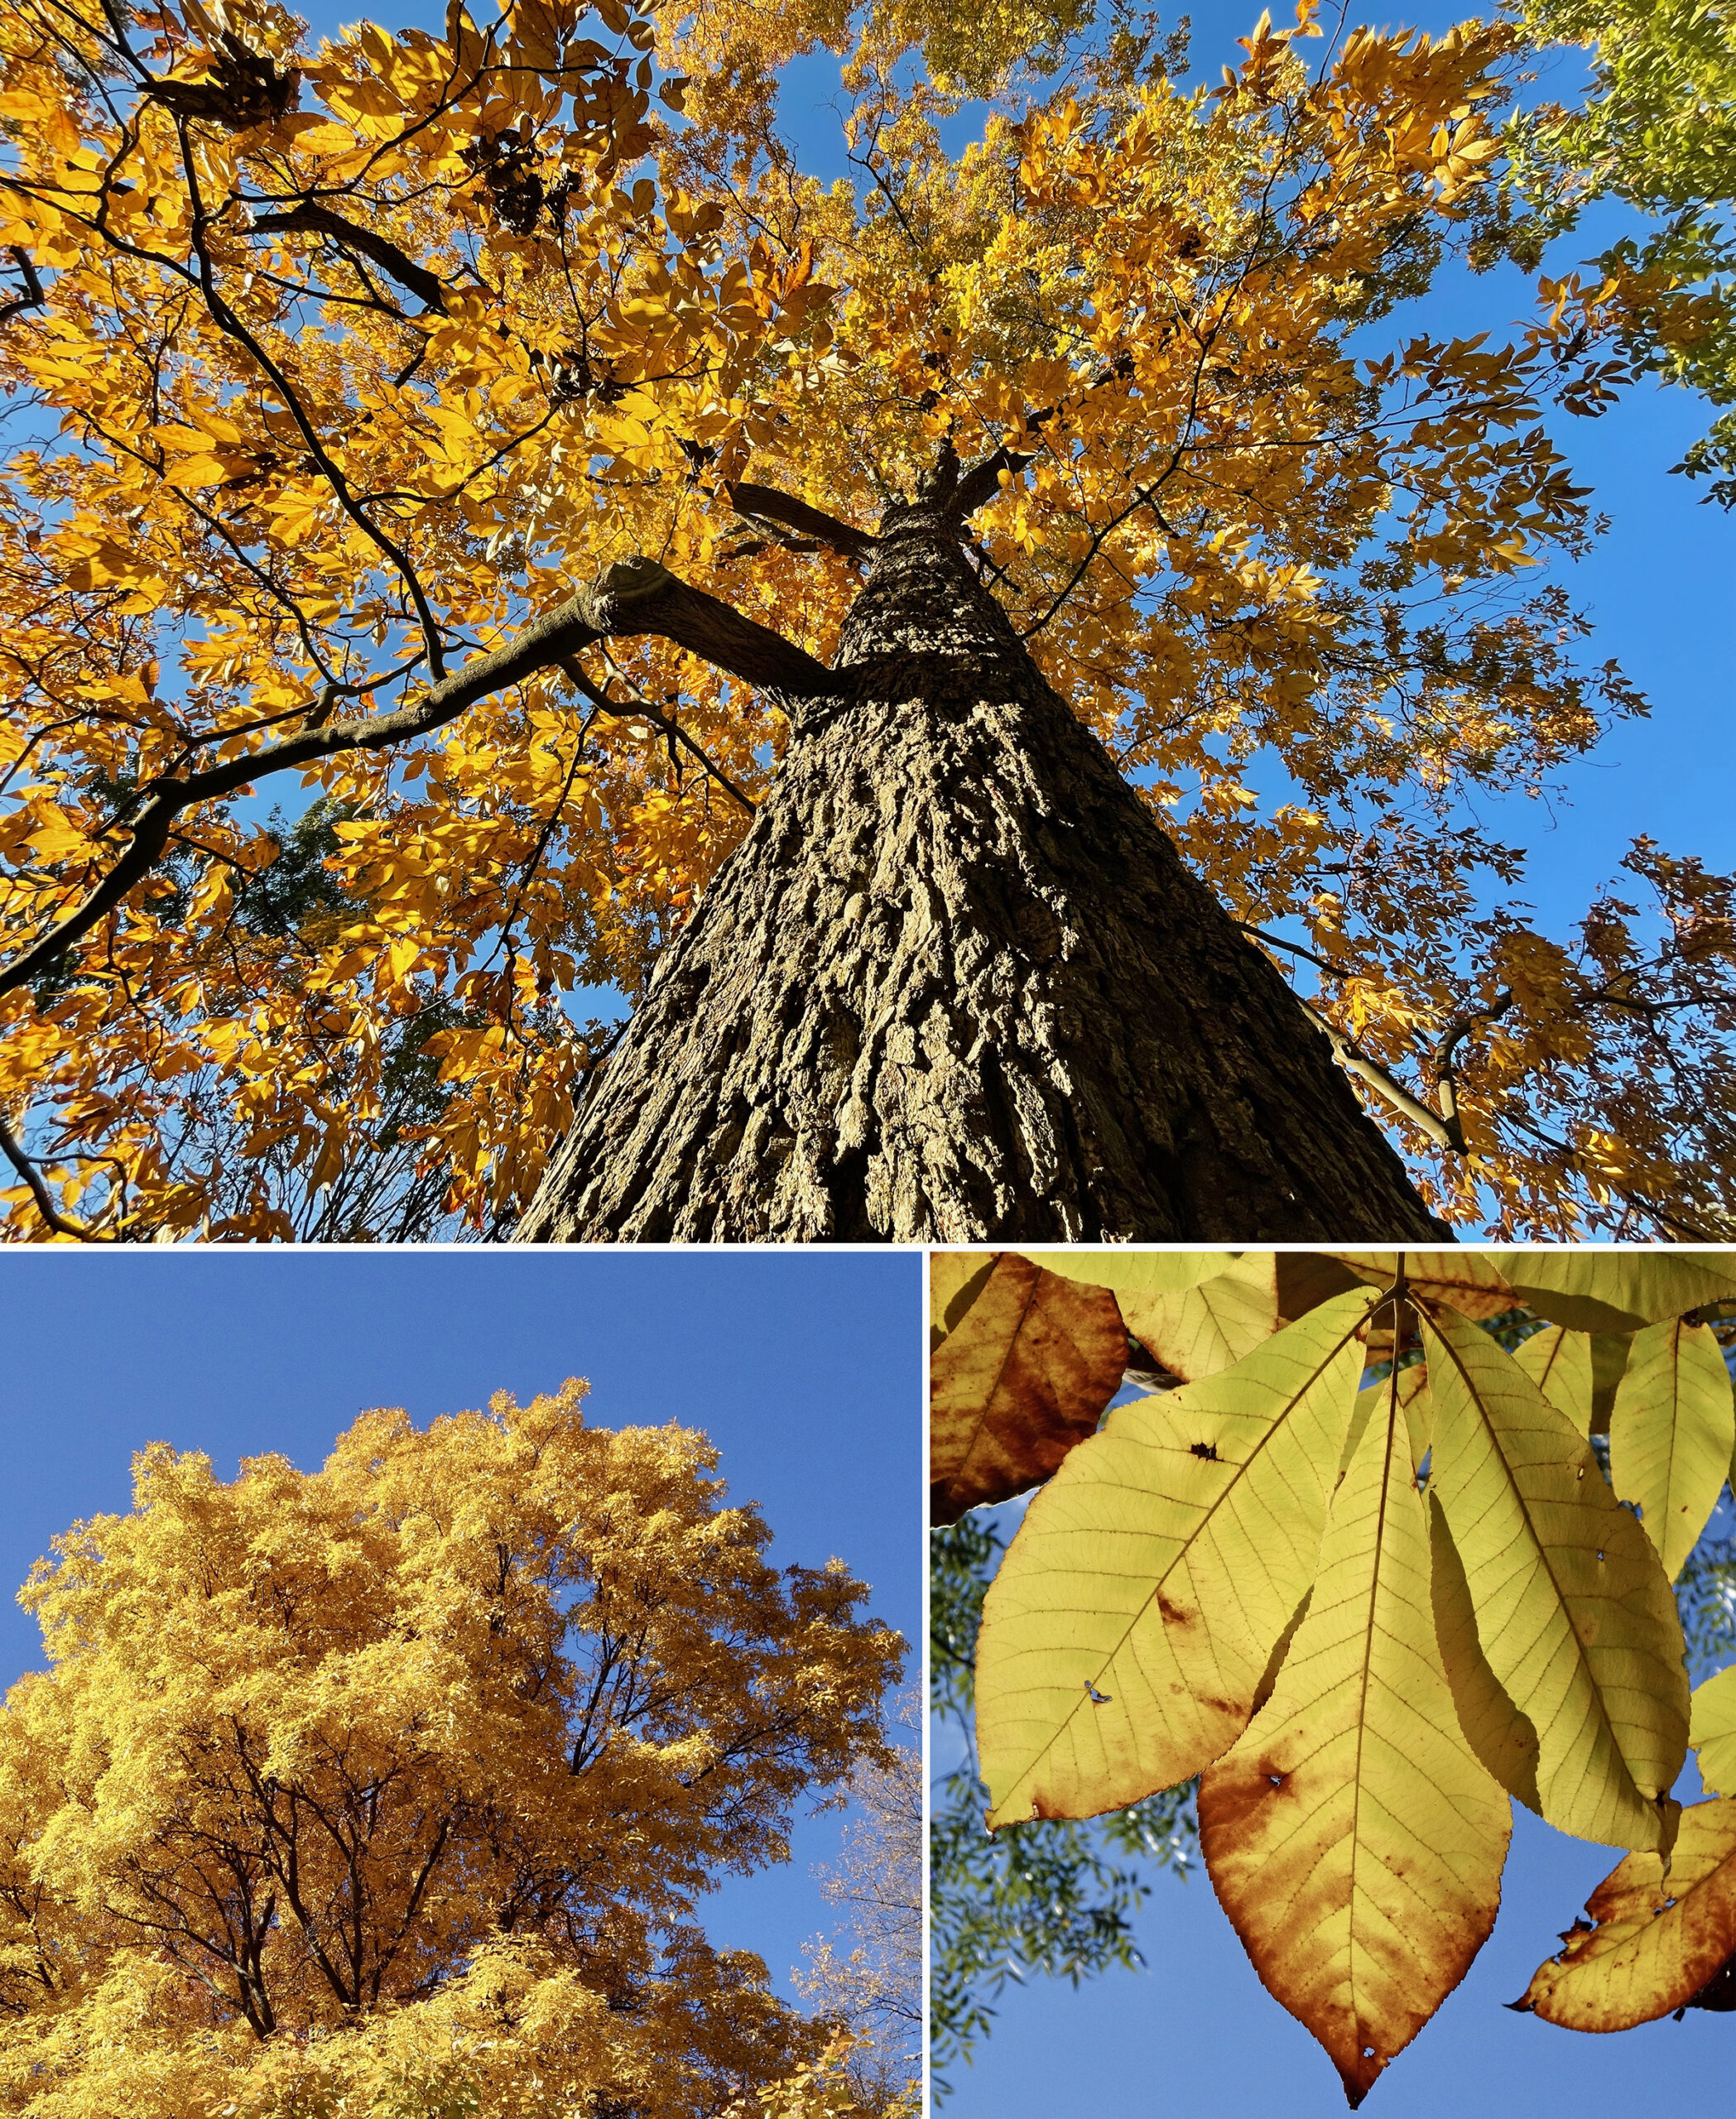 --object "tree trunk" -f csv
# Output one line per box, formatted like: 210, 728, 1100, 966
514, 497, 1449, 1242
